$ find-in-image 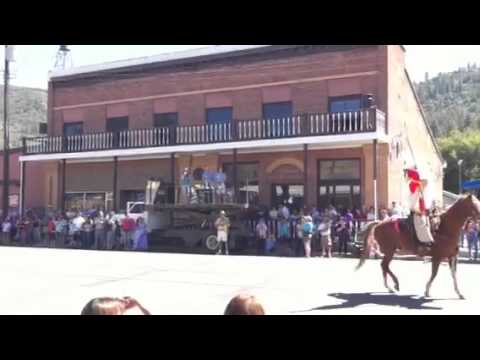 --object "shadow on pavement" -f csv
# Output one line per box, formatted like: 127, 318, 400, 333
296, 292, 444, 312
